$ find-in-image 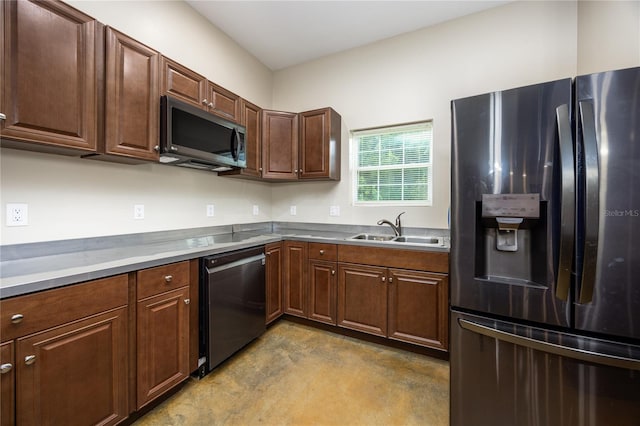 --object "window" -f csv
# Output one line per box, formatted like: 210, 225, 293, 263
352, 121, 433, 206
